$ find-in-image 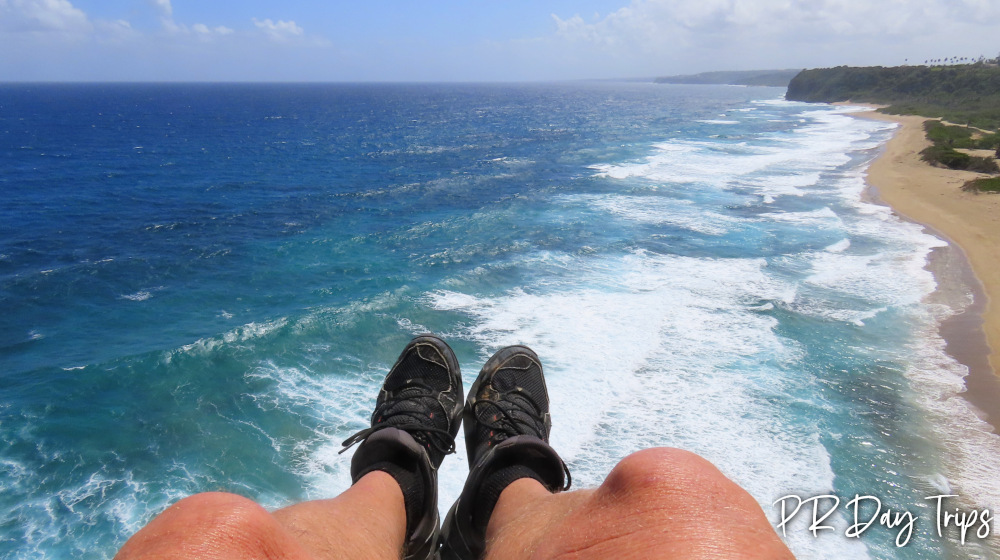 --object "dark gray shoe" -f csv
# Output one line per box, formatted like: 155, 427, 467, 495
341, 334, 463, 560
438, 346, 570, 560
